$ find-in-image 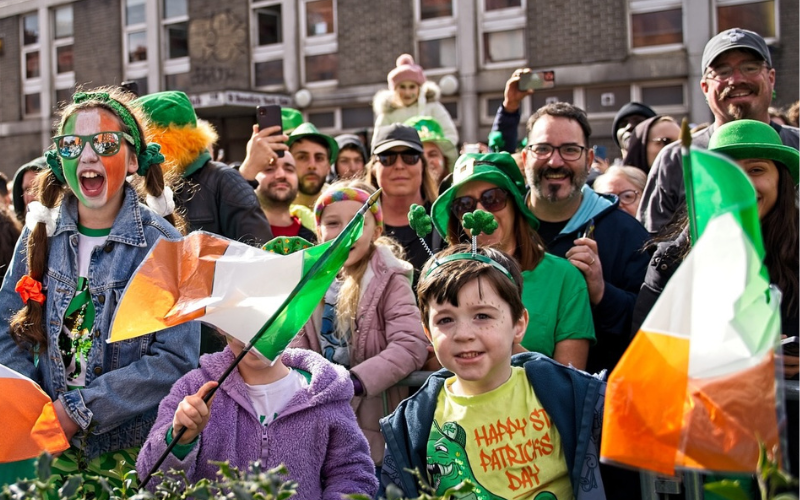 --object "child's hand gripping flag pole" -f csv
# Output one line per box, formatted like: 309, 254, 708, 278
600, 125, 782, 476
111, 190, 378, 487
